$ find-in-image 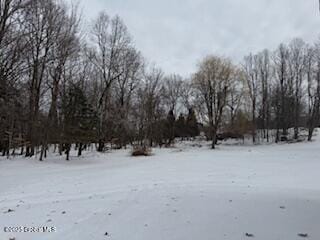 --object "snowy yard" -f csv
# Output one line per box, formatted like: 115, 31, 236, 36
1, 137, 320, 240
